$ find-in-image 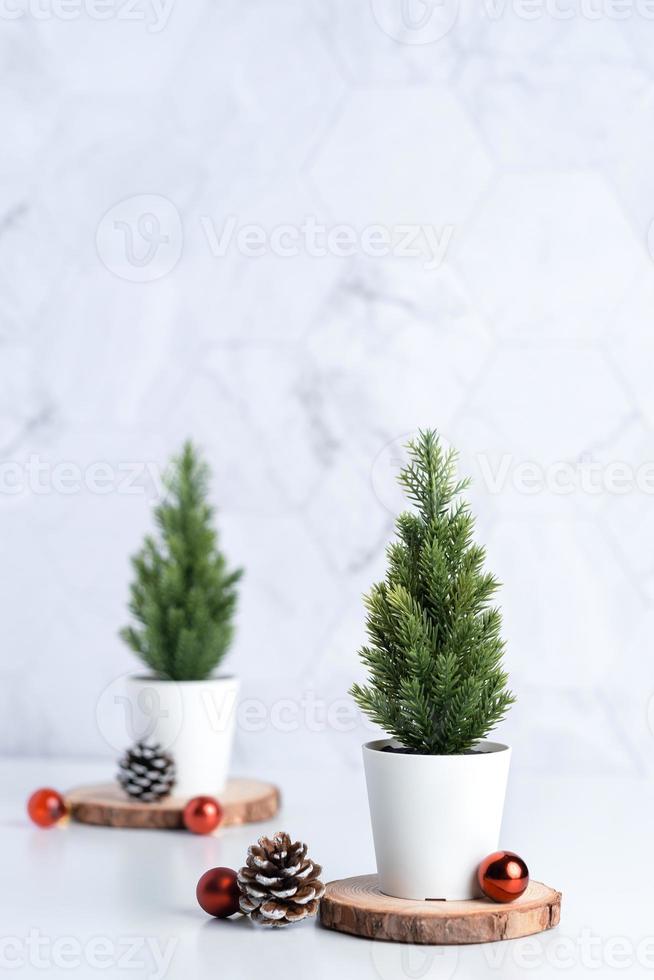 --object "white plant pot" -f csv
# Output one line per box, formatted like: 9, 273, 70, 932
363, 738, 511, 901
124, 675, 239, 799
